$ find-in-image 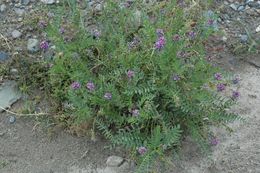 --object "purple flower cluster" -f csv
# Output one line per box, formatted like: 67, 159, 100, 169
210, 137, 219, 146
232, 91, 240, 99
128, 37, 141, 50
59, 27, 65, 34
104, 92, 112, 100
216, 83, 225, 92
214, 73, 222, 80
207, 19, 214, 26
131, 109, 139, 117
38, 20, 47, 28
71, 81, 81, 90
172, 34, 180, 41
187, 31, 196, 39
86, 81, 95, 91
206, 55, 212, 62
156, 29, 164, 37
92, 29, 101, 39
137, 146, 147, 155
176, 51, 186, 58
127, 70, 135, 79
172, 74, 180, 81
155, 36, 166, 50
155, 29, 166, 50
40, 40, 49, 50
232, 76, 240, 84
